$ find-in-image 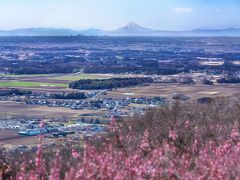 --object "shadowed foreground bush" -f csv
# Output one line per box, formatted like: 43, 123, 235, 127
1, 100, 240, 179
